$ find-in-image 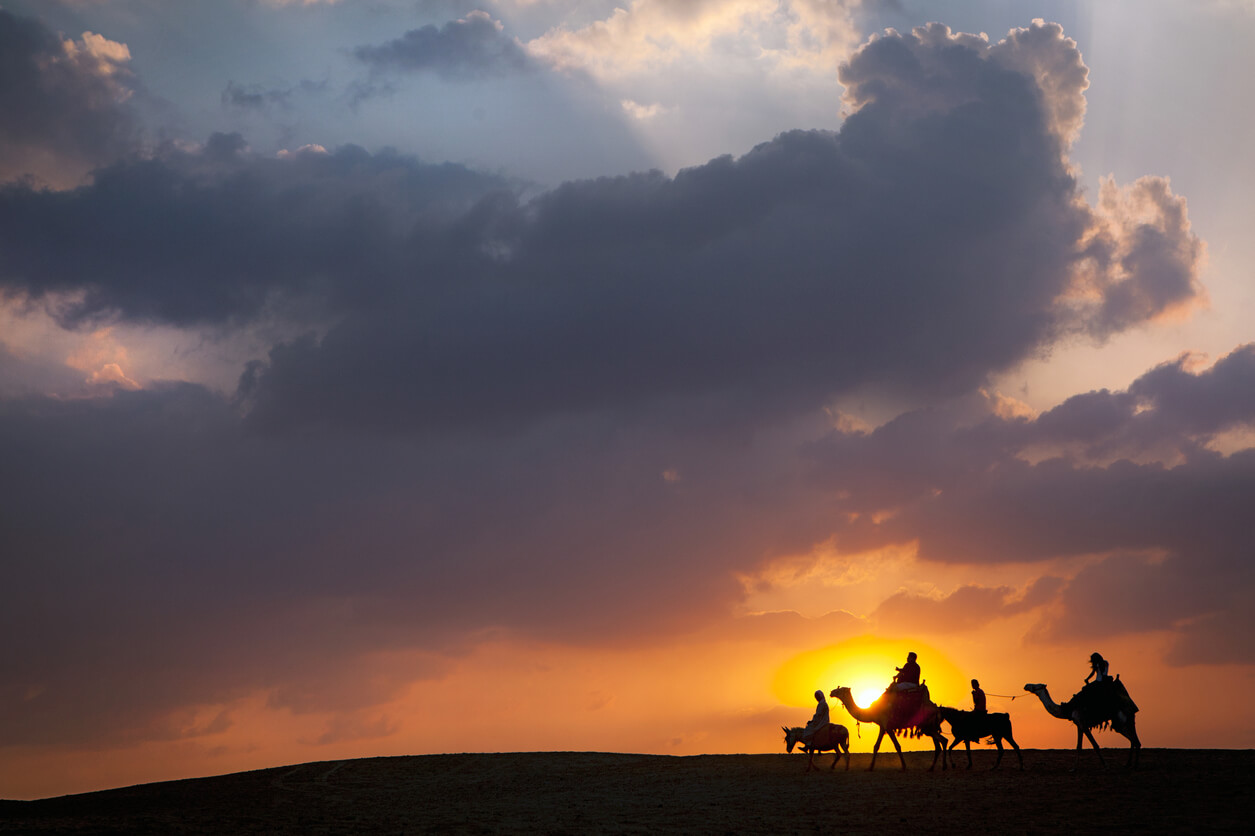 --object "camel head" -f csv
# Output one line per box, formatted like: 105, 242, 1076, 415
1024, 682, 1074, 718
829, 686, 850, 701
